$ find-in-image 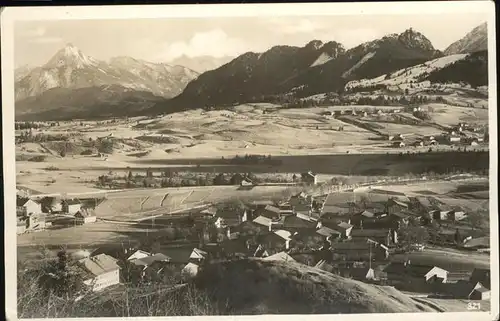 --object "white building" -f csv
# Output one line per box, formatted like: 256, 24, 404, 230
16, 198, 42, 217
78, 254, 120, 292
127, 250, 152, 261
182, 262, 200, 279
75, 209, 97, 224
